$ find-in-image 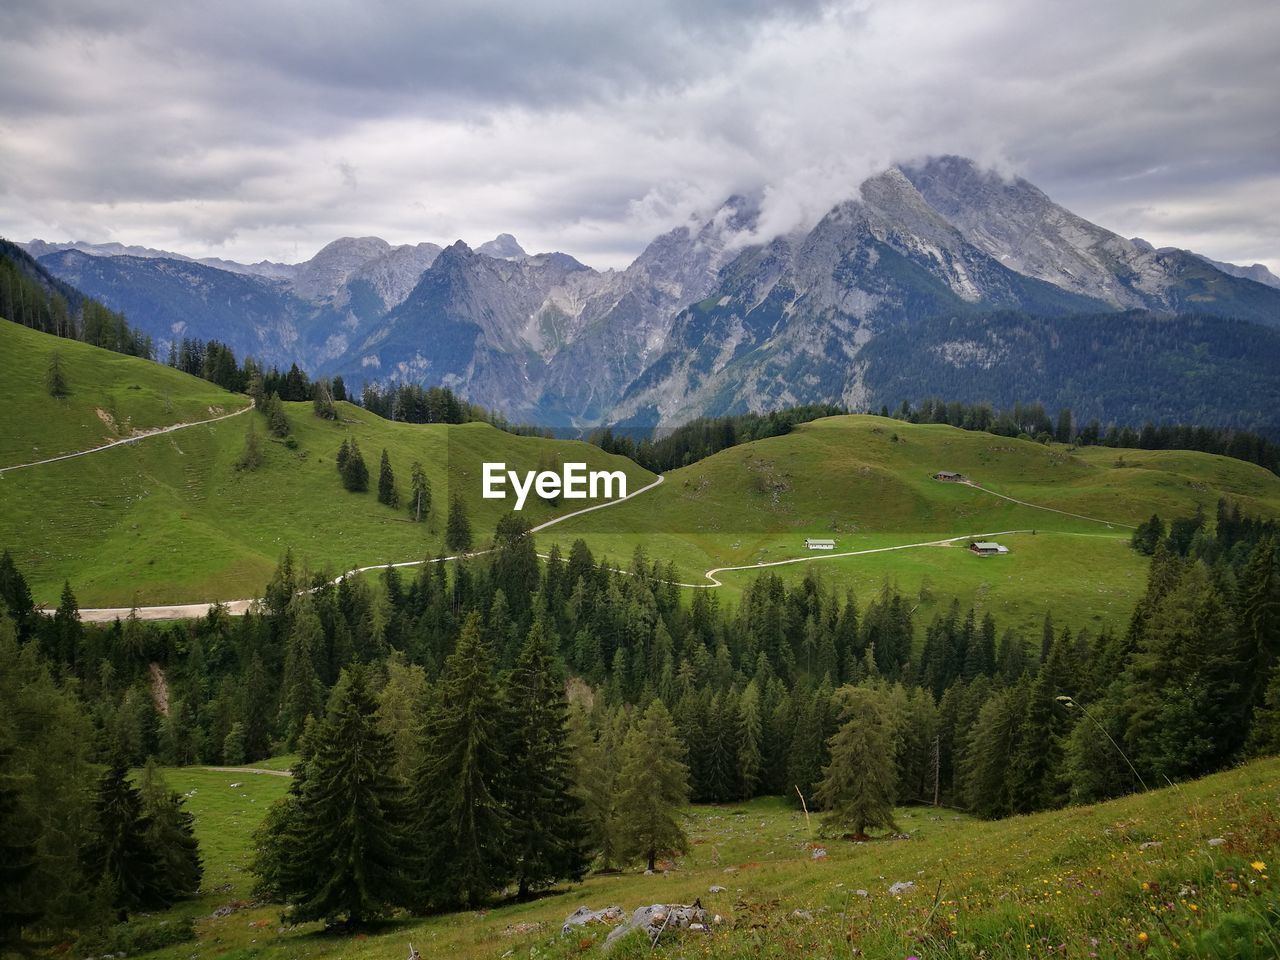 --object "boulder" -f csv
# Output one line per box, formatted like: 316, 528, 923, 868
604, 902, 709, 950
888, 881, 916, 896
561, 905, 625, 936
